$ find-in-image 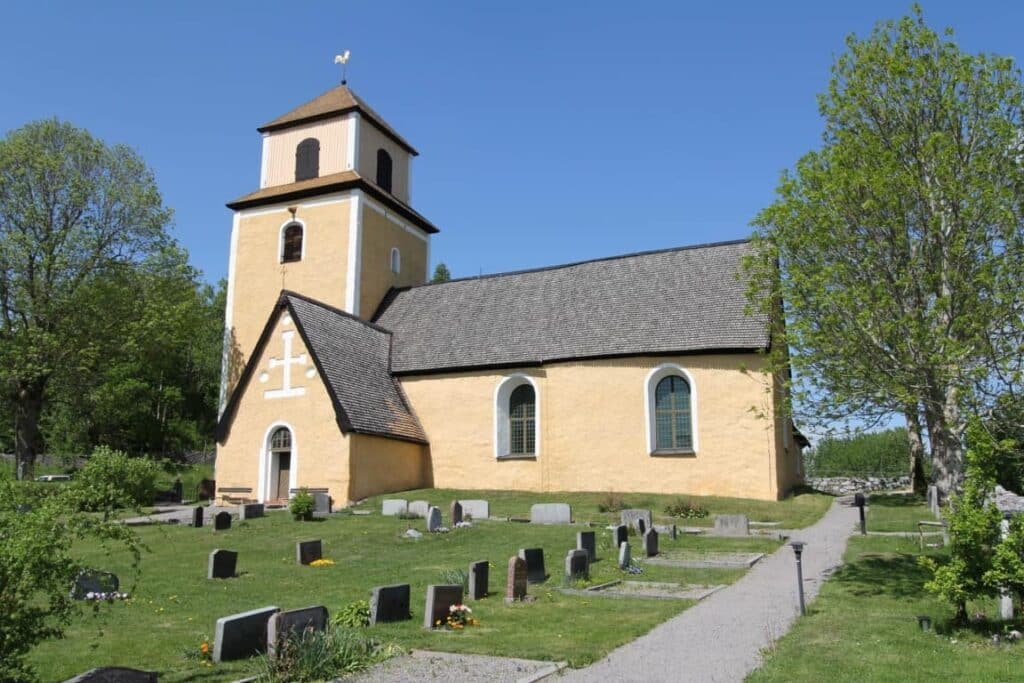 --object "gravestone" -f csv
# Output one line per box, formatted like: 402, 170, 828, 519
530, 503, 572, 524
618, 541, 632, 569
518, 548, 546, 583
192, 506, 204, 528
621, 509, 652, 533
382, 499, 408, 516
613, 524, 628, 548
577, 530, 597, 562
714, 514, 750, 537
450, 501, 464, 526
424, 584, 464, 629
460, 499, 490, 520
408, 500, 431, 518
213, 605, 279, 662
426, 506, 442, 532
72, 570, 119, 600
565, 549, 589, 580
208, 549, 238, 579
505, 556, 528, 604
469, 560, 489, 600
214, 511, 232, 531
370, 584, 411, 624
643, 528, 659, 557
312, 492, 331, 515
267, 605, 329, 658
239, 503, 264, 520
64, 667, 158, 683
296, 539, 322, 565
